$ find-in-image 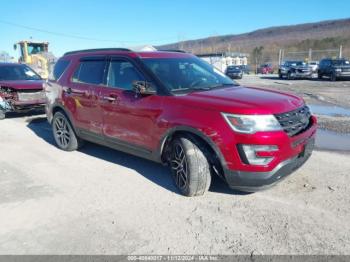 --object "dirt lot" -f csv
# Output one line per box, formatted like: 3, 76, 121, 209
0, 76, 350, 255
